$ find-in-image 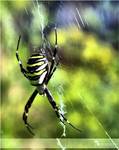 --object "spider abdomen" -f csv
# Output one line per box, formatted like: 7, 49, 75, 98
26, 54, 49, 85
